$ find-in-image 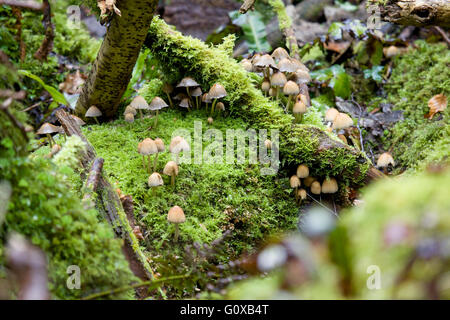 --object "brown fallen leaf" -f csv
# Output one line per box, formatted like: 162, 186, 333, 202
324, 41, 351, 54
58, 70, 86, 94
425, 94, 447, 119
